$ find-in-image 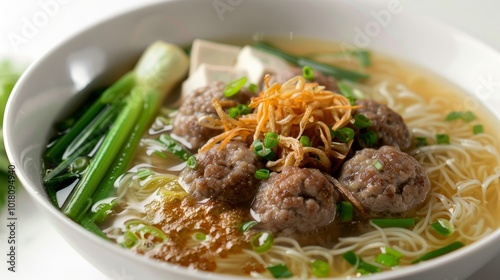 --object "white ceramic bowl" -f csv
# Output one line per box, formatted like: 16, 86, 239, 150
5, 0, 500, 279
